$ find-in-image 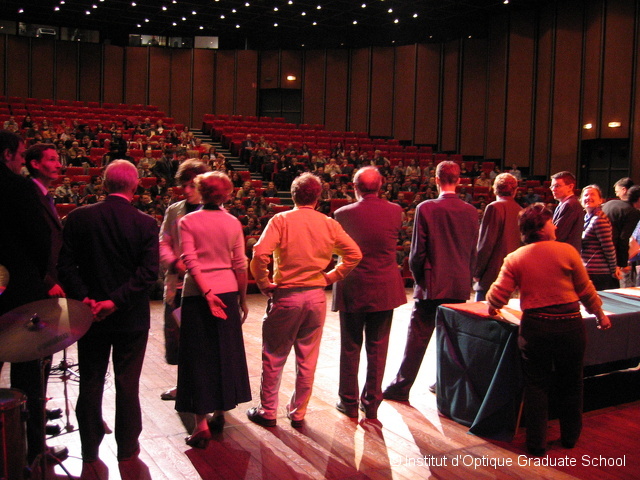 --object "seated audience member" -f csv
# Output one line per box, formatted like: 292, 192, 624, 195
523, 187, 541, 206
